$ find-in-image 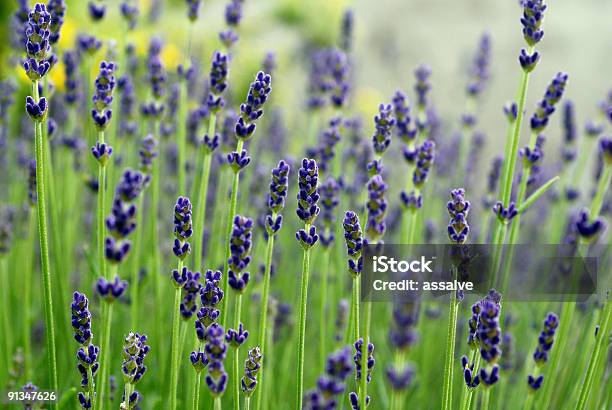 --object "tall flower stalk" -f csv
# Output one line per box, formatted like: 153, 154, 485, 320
523, 313, 558, 409
119, 332, 150, 409
193, 50, 228, 272
295, 158, 320, 409
91, 60, 117, 283
221, 71, 272, 325
226, 215, 253, 410
255, 160, 290, 410
342, 211, 364, 346
494, 0, 546, 249
71, 292, 99, 409
23, 3, 57, 401
442, 189, 470, 410
170, 196, 194, 410
575, 138, 612, 410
